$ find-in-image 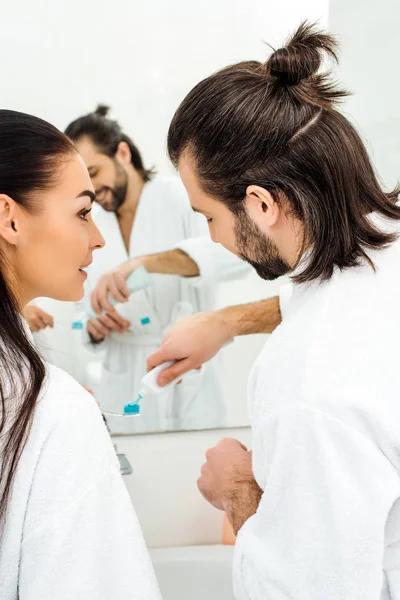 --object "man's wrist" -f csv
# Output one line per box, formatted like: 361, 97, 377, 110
127, 255, 146, 274
216, 302, 257, 338
215, 308, 237, 341
221, 462, 263, 535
